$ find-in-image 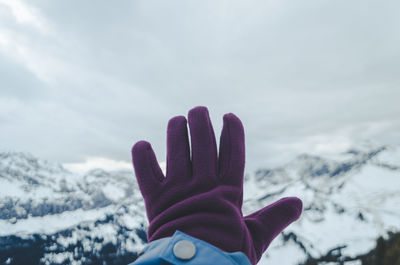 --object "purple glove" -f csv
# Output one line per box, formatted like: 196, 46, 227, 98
131, 106, 302, 265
